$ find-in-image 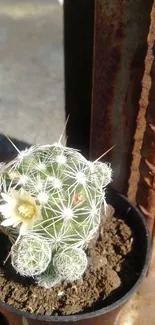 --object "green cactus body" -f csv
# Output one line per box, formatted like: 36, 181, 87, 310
0, 143, 112, 287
